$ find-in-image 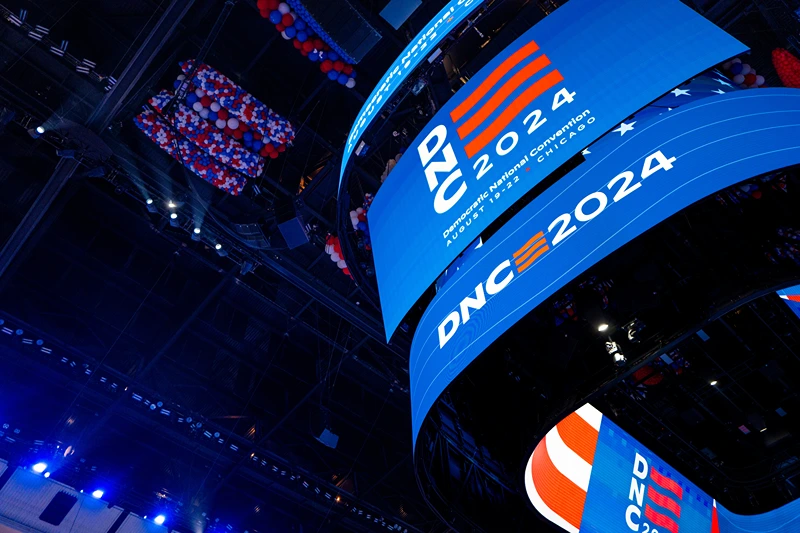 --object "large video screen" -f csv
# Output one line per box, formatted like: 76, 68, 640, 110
409, 88, 800, 444
368, 0, 746, 339
527, 404, 800, 533
340, 0, 483, 189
